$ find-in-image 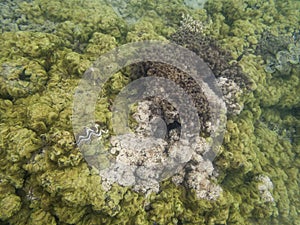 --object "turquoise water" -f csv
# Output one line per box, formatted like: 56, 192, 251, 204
0, 0, 299, 224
